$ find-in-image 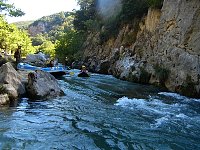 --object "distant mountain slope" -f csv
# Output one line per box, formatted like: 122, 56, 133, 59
28, 11, 74, 41
12, 20, 34, 30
